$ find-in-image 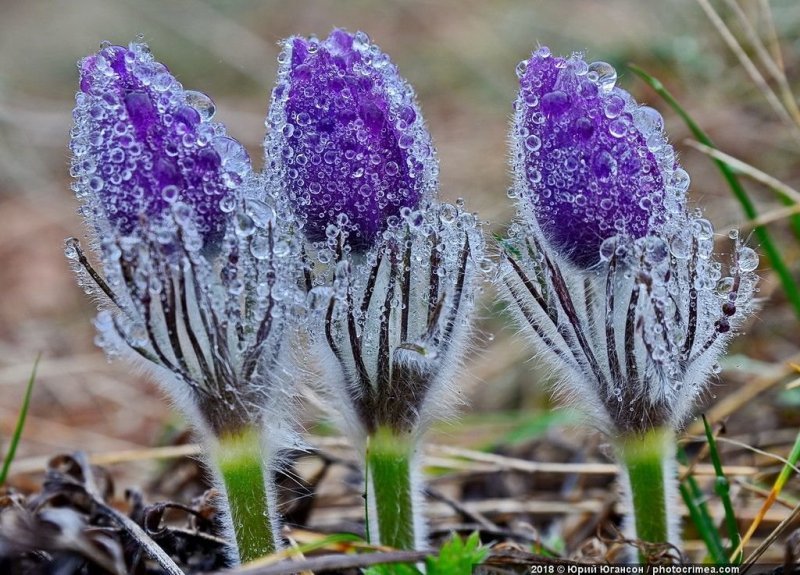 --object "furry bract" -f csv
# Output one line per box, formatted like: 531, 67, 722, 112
501, 47, 758, 435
